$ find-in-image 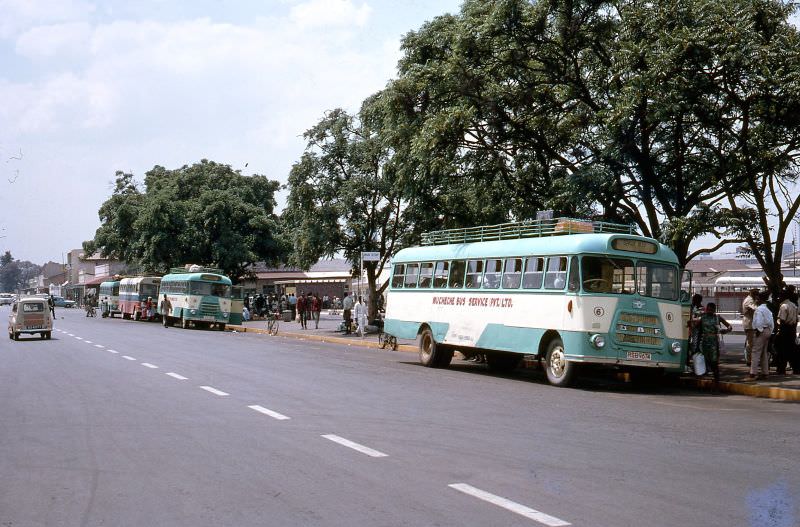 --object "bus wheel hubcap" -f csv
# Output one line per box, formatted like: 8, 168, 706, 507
550, 347, 566, 377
